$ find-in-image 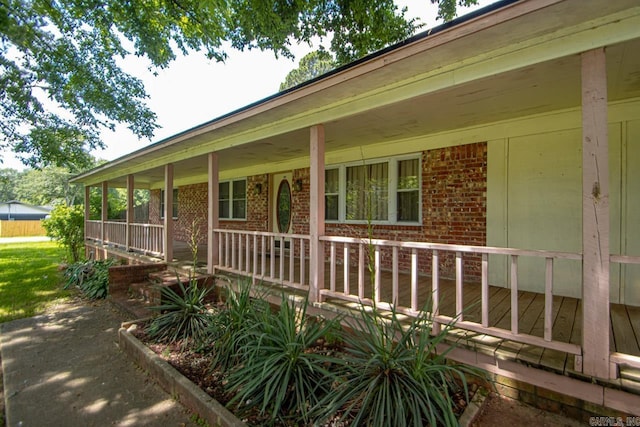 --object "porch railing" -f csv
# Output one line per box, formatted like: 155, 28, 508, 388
129, 223, 164, 255
610, 254, 640, 371
103, 221, 127, 248
319, 236, 583, 363
85, 220, 101, 241
85, 220, 163, 256
214, 229, 310, 291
